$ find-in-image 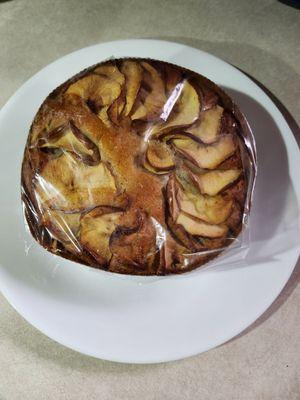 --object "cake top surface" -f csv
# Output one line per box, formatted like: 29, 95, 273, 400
21, 58, 254, 275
